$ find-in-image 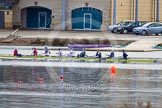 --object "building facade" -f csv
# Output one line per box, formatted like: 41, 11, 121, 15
13, 0, 110, 30
113, 0, 162, 24
0, 0, 17, 29
0, 0, 161, 30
